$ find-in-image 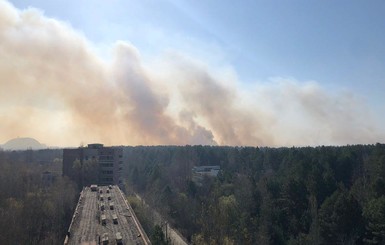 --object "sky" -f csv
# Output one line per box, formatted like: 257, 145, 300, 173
1, 0, 385, 147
